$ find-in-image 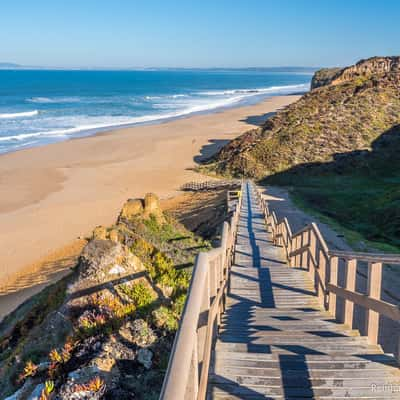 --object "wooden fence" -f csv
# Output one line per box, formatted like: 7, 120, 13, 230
180, 180, 241, 192
255, 185, 400, 362
159, 184, 243, 400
